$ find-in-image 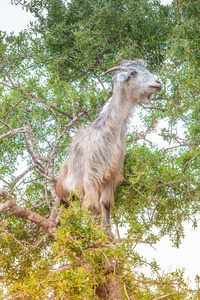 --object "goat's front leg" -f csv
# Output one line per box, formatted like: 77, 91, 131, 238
100, 182, 114, 240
